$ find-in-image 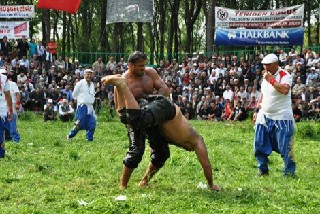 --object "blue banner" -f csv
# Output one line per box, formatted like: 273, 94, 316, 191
215, 28, 304, 46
